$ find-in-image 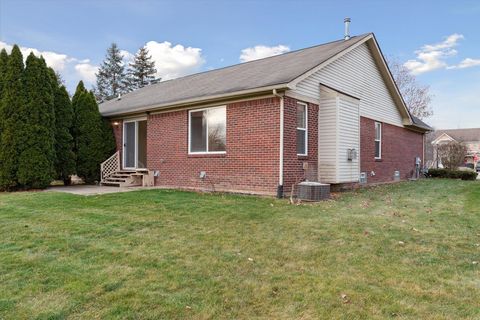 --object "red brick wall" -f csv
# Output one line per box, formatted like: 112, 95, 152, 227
109, 100, 423, 195
144, 98, 281, 194
283, 96, 319, 193
360, 116, 423, 183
